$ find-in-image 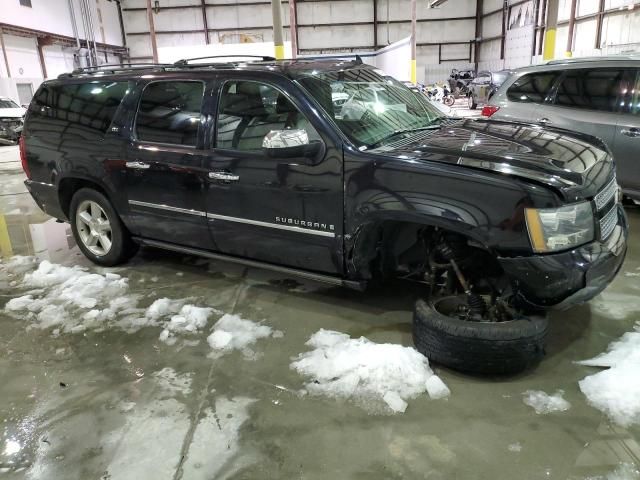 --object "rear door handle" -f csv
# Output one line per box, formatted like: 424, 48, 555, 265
537, 117, 551, 125
621, 127, 640, 138
125, 161, 150, 169
209, 171, 239, 182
